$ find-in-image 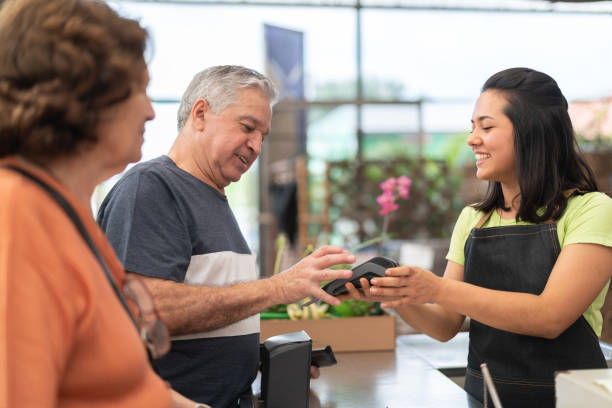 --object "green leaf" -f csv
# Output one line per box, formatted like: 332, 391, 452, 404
260, 312, 290, 320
